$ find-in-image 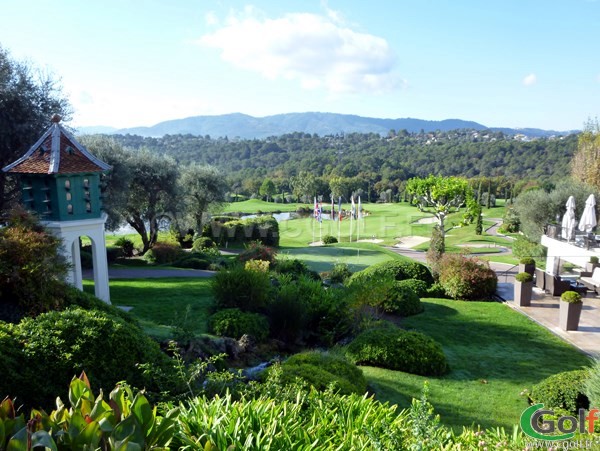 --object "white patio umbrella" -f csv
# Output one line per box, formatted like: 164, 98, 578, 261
578, 194, 597, 233
561, 196, 576, 241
